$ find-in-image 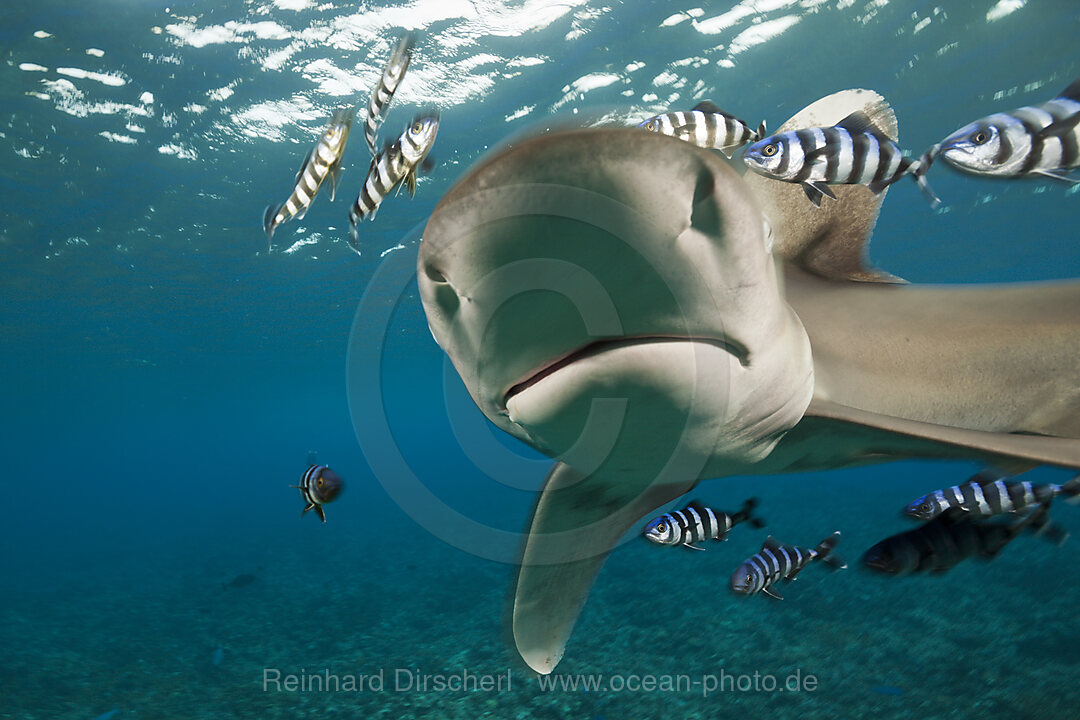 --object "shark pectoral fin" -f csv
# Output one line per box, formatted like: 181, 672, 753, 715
513, 462, 694, 675
803, 398, 1080, 469
743, 89, 905, 284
